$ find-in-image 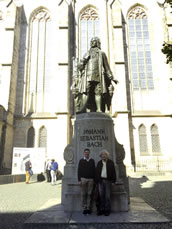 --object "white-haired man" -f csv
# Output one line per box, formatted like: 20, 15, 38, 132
96, 149, 116, 216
